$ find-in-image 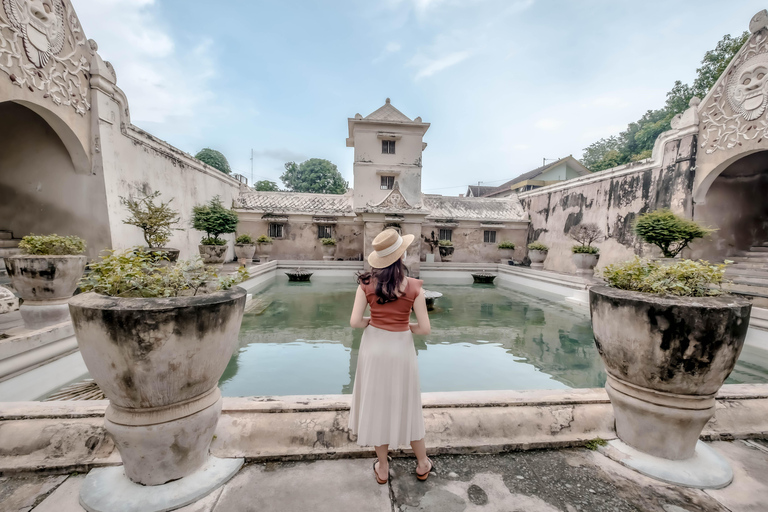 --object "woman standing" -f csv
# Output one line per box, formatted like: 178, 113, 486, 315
349, 229, 433, 484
